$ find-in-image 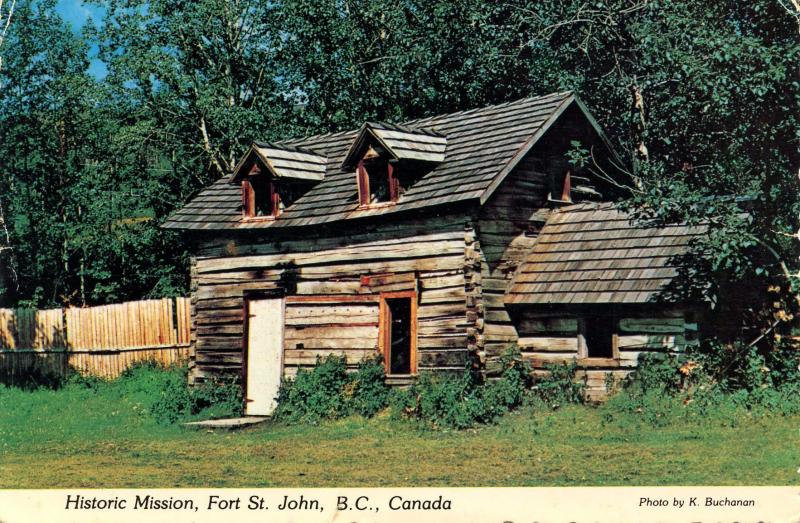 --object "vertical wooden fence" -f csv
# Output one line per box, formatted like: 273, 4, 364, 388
0, 298, 191, 381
